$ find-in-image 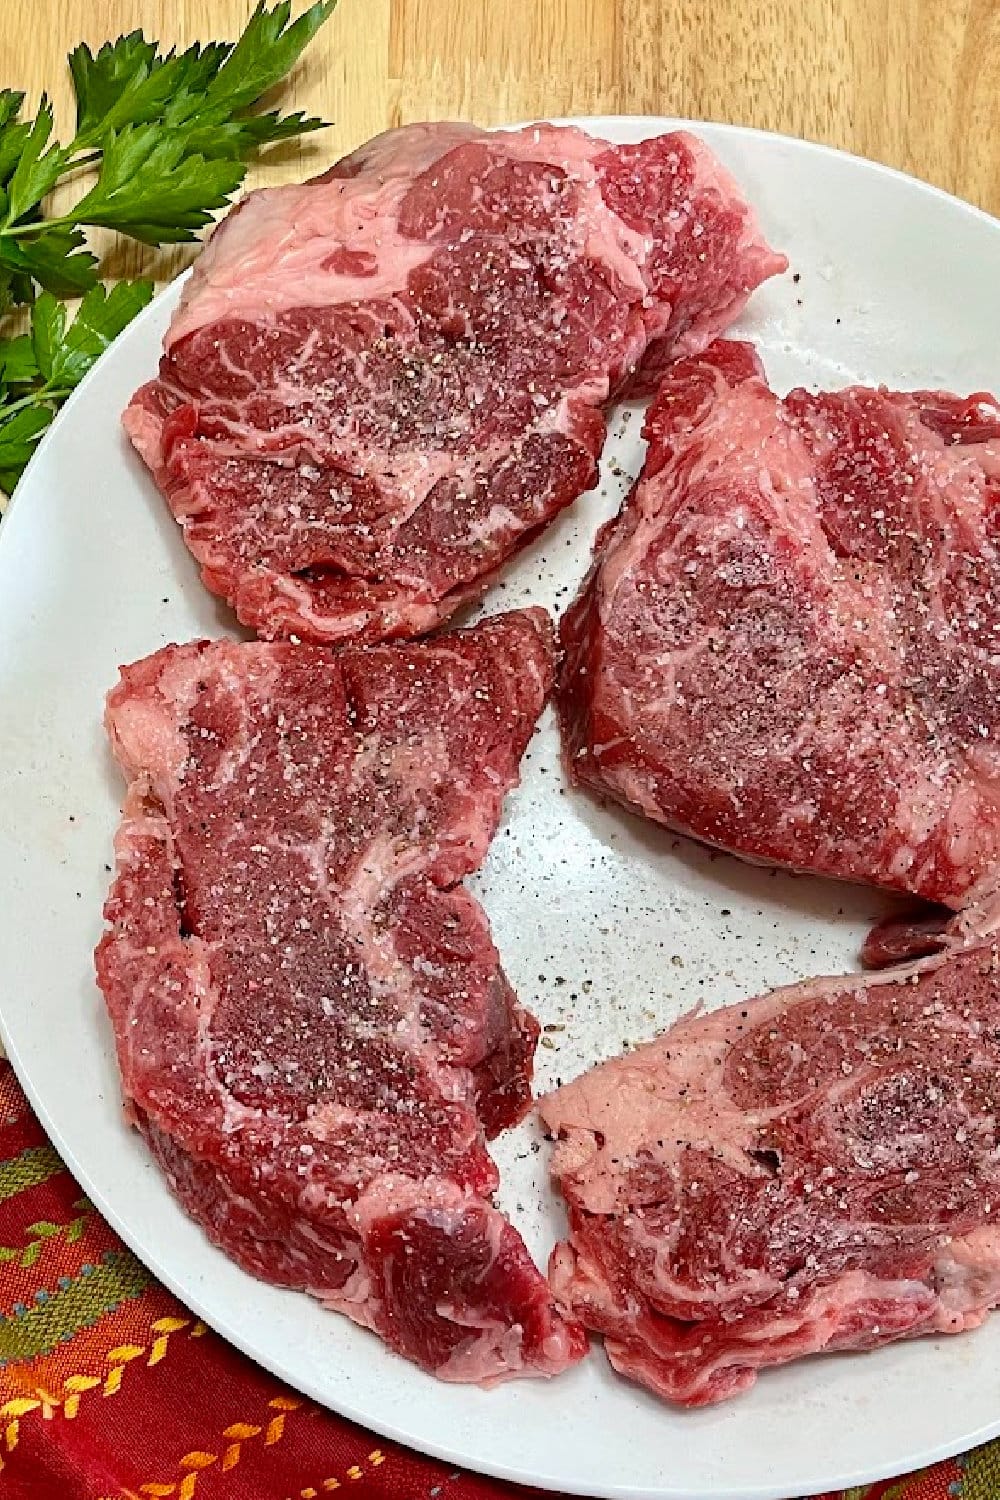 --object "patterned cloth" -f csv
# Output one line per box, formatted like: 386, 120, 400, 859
0, 1059, 993, 1500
